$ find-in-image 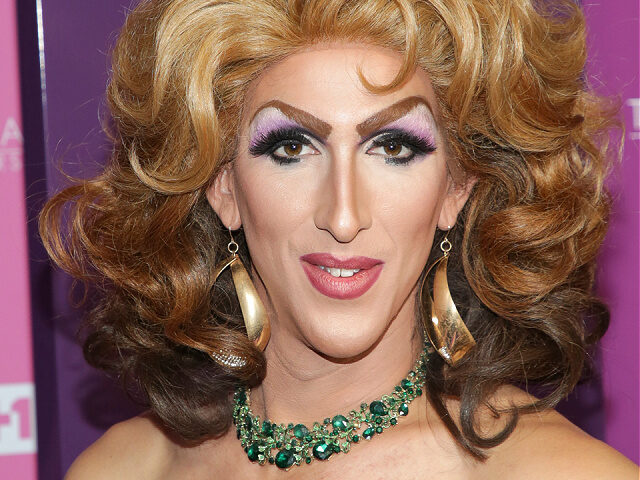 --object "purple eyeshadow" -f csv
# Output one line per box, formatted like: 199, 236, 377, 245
383, 106, 437, 146
249, 108, 300, 149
